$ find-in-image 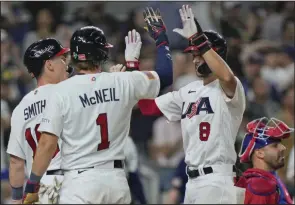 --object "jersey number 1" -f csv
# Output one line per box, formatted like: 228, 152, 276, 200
25, 124, 60, 159
199, 122, 211, 141
96, 113, 110, 151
